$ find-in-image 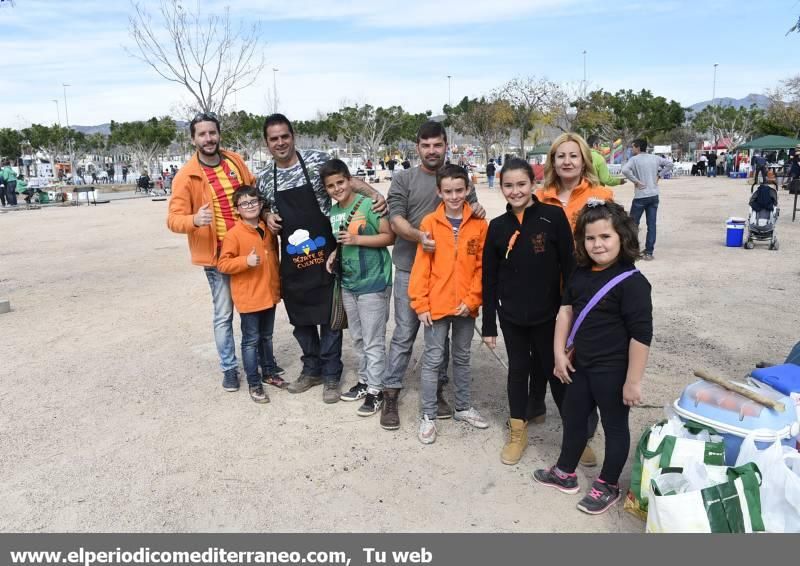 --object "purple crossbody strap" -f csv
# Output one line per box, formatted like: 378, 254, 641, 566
566, 269, 639, 350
